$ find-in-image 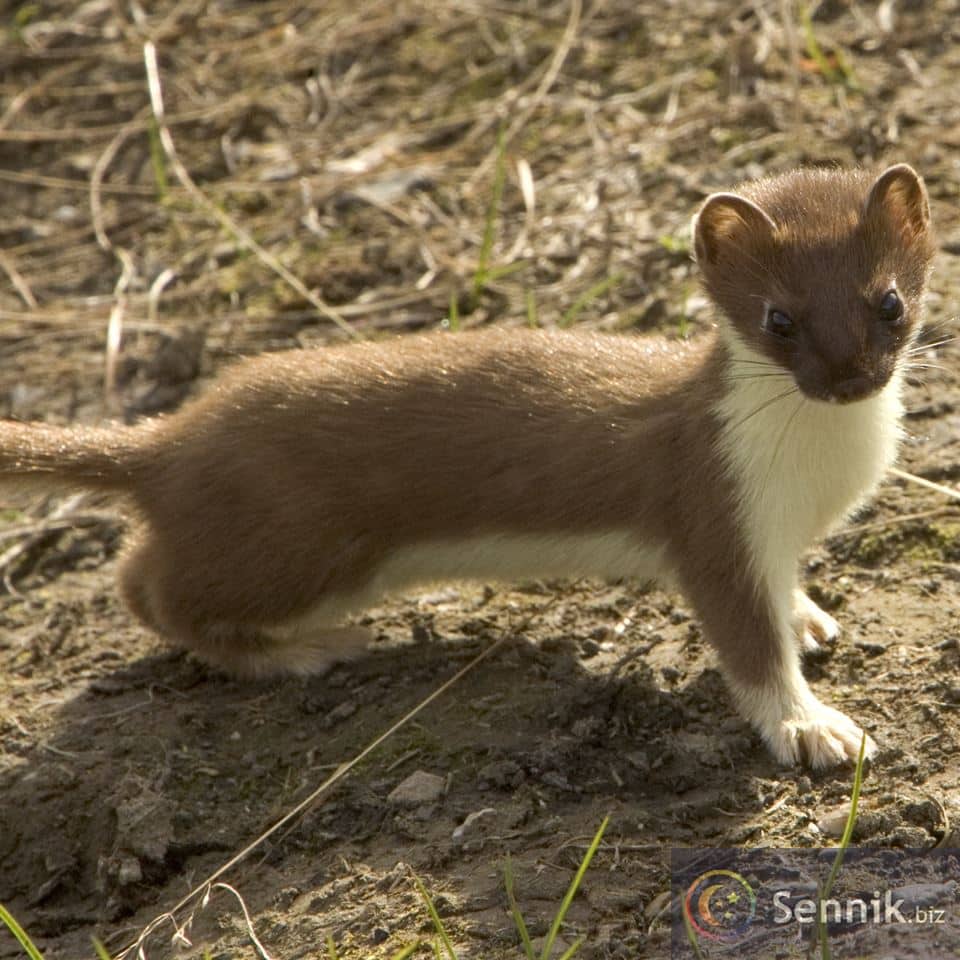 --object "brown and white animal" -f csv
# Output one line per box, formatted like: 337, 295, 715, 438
0, 164, 935, 769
